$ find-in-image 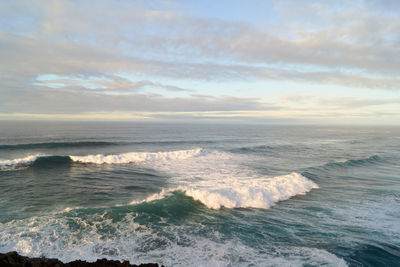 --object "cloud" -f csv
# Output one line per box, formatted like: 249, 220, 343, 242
1, 0, 400, 122
279, 94, 400, 110
34, 74, 193, 93
0, 84, 271, 114
2, 29, 399, 94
